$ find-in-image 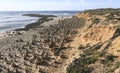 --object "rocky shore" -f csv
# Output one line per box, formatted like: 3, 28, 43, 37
0, 14, 83, 73
0, 8, 120, 73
